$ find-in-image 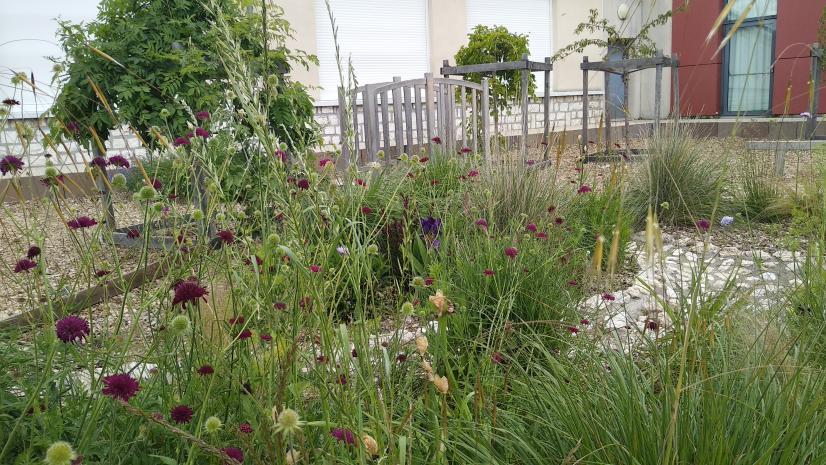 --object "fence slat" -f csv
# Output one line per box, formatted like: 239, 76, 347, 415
364, 85, 377, 160
352, 89, 360, 165
459, 86, 467, 150
392, 76, 404, 157
481, 78, 491, 160
471, 88, 478, 154
380, 90, 391, 156
404, 85, 414, 155
415, 85, 425, 149
425, 74, 436, 155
